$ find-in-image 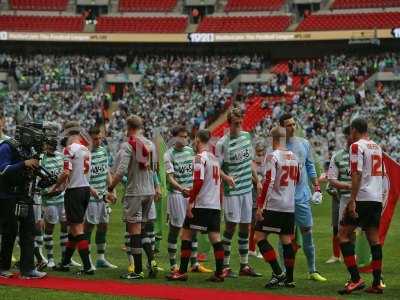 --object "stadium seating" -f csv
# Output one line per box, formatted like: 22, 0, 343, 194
10, 0, 68, 11
119, 0, 177, 12
96, 16, 188, 33
296, 12, 400, 31
197, 16, 291, 33
0, 15, 84, 32
224, 0, 285, 11
331, 0, 400, 9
